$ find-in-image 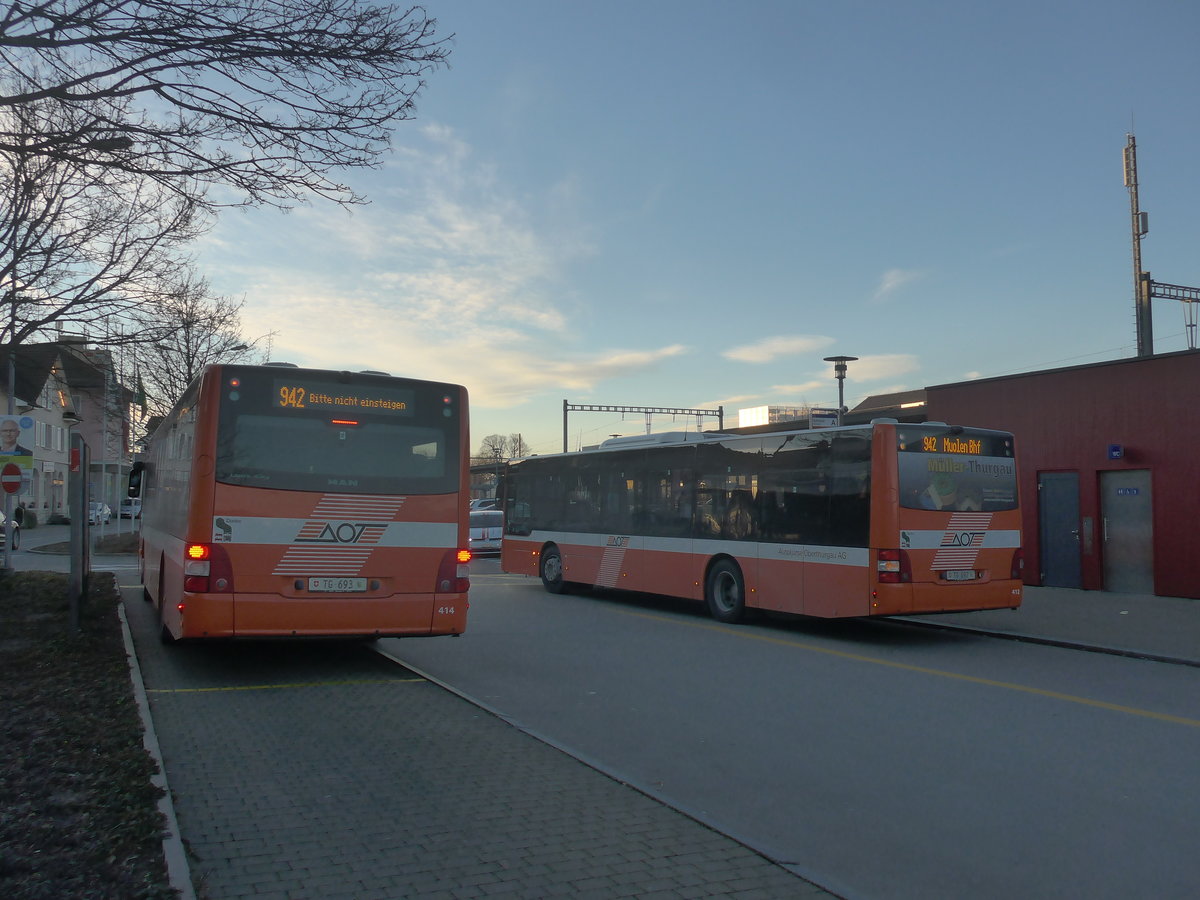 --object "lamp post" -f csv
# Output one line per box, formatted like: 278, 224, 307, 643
823, 355, 858, 426
3, 350, 14, 573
